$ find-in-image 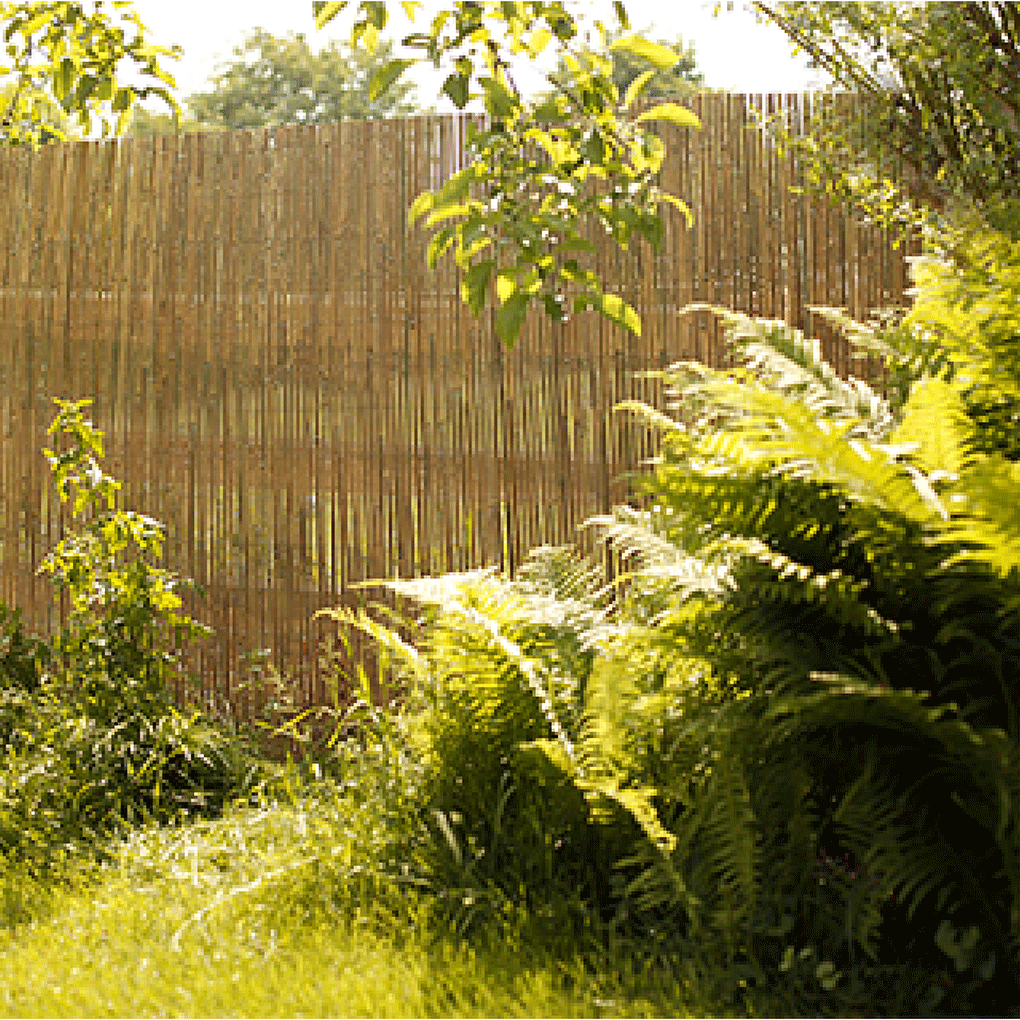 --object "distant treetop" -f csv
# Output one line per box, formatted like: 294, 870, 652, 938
181, 27, 420, 132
